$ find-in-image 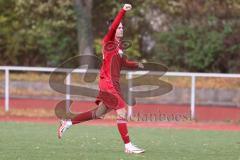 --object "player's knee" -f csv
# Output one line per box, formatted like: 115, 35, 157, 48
116, 108, 127, 119
94, 103, 107, 118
